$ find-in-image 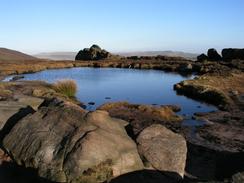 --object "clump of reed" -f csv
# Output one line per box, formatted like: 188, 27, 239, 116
53, 79, 77, 98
